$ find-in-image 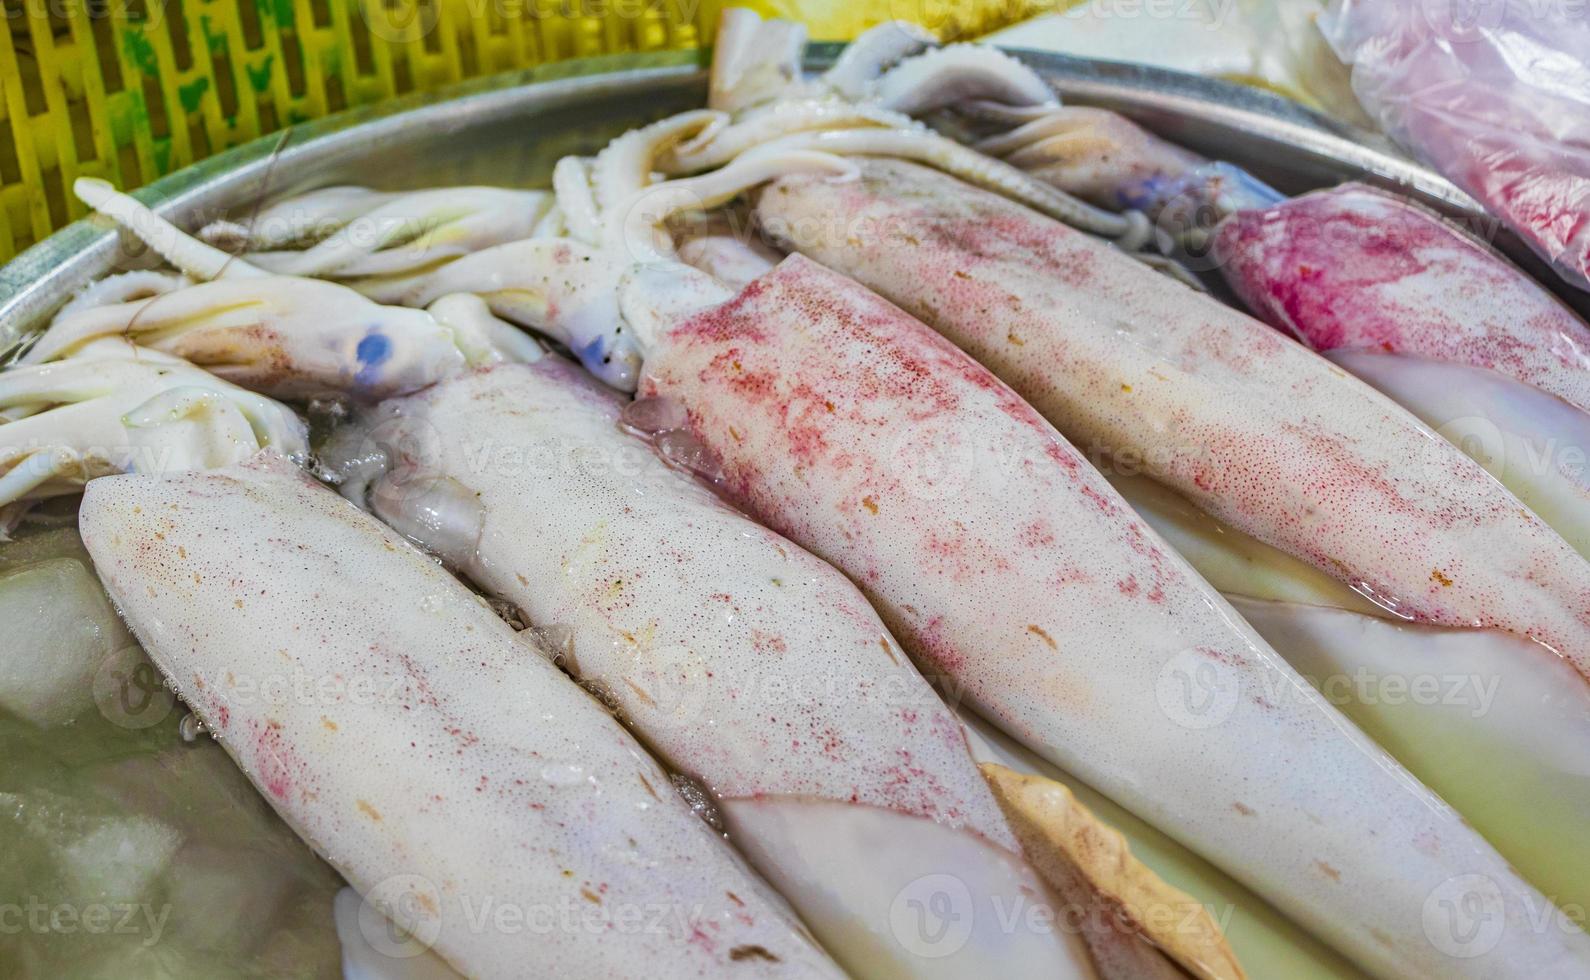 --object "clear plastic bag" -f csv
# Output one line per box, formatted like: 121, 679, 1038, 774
988, 0, 1372, 125
1321, 0, 1590, 292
